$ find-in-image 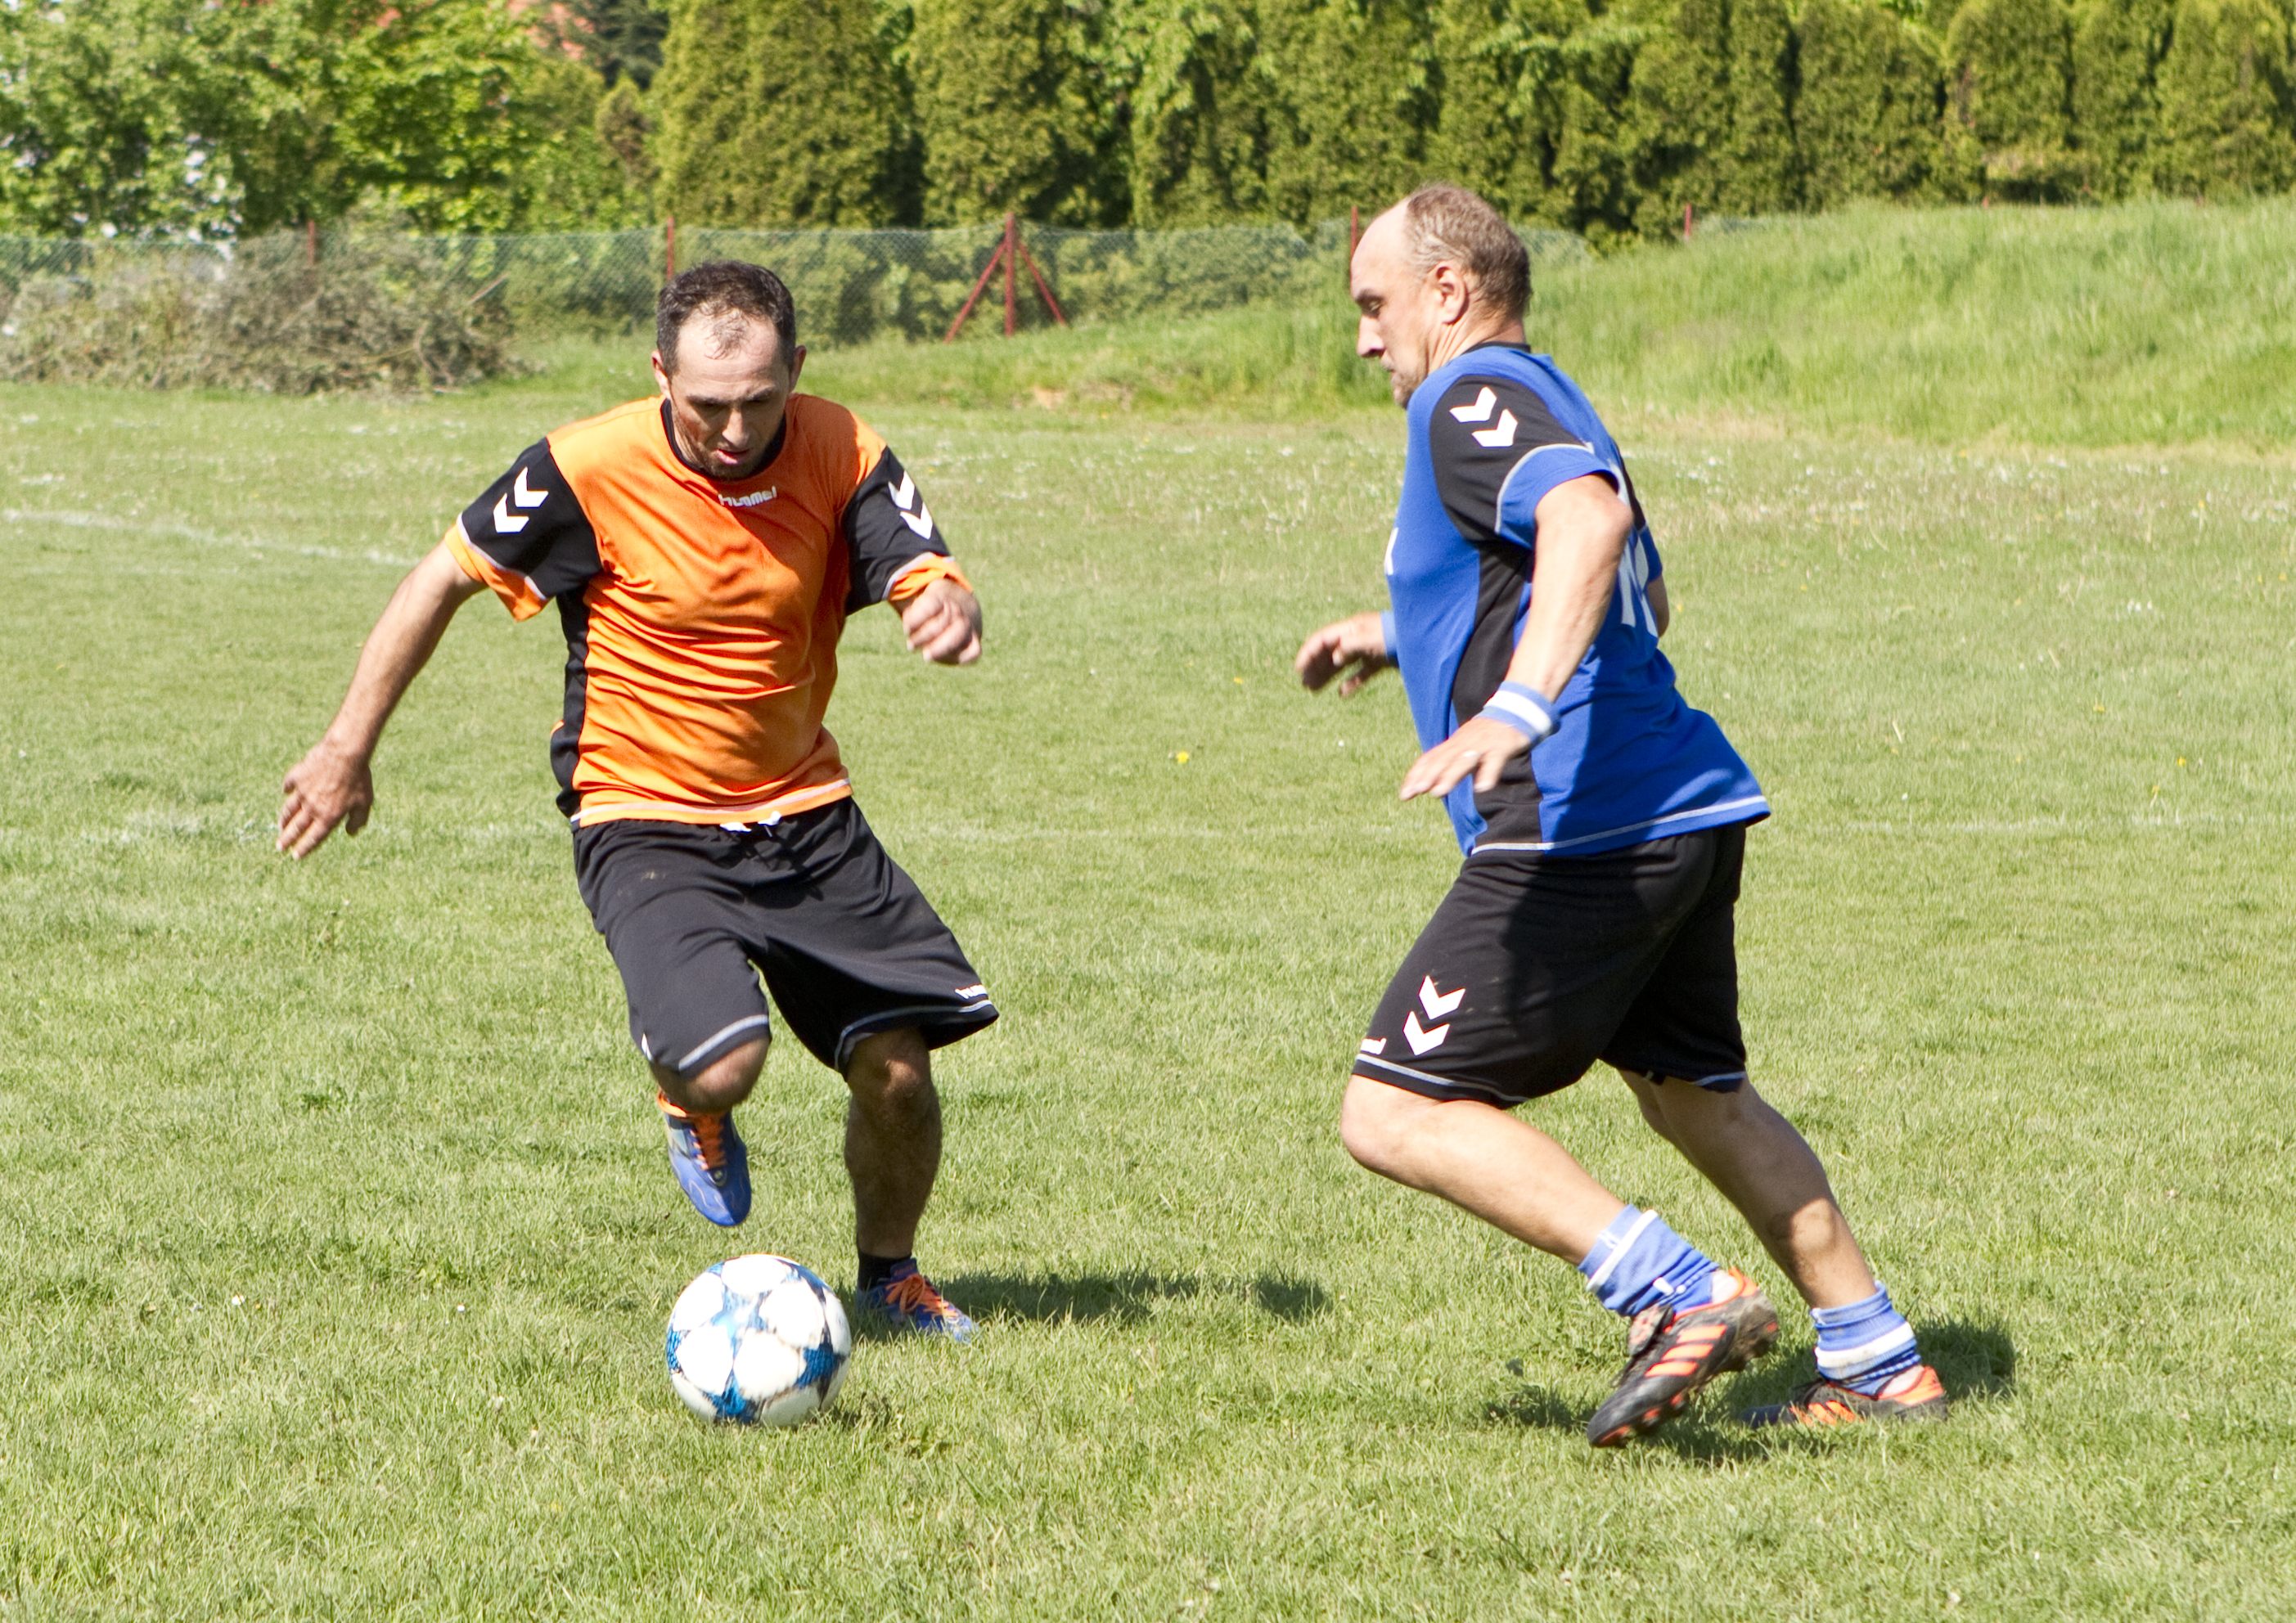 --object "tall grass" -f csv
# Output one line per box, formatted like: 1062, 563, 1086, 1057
581, 199, 2296, 448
